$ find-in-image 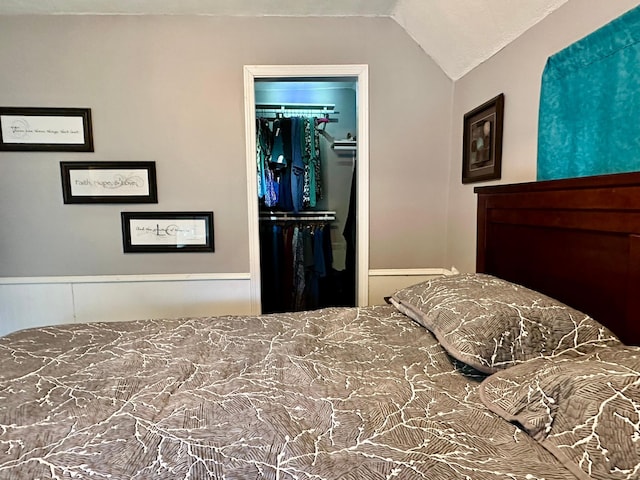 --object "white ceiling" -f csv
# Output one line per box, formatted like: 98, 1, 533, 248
0, 0, 569, 80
